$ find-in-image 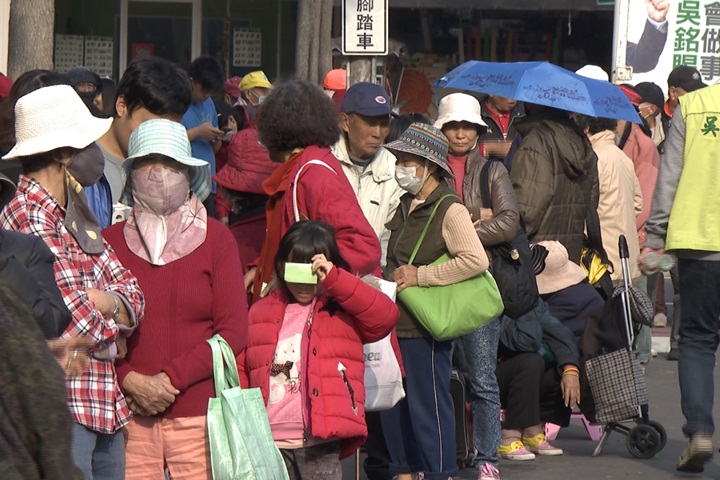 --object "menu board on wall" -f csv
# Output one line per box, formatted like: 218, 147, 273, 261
84, 36, 114, 78
233, 28, 262, 67
54, 35, 85, 73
